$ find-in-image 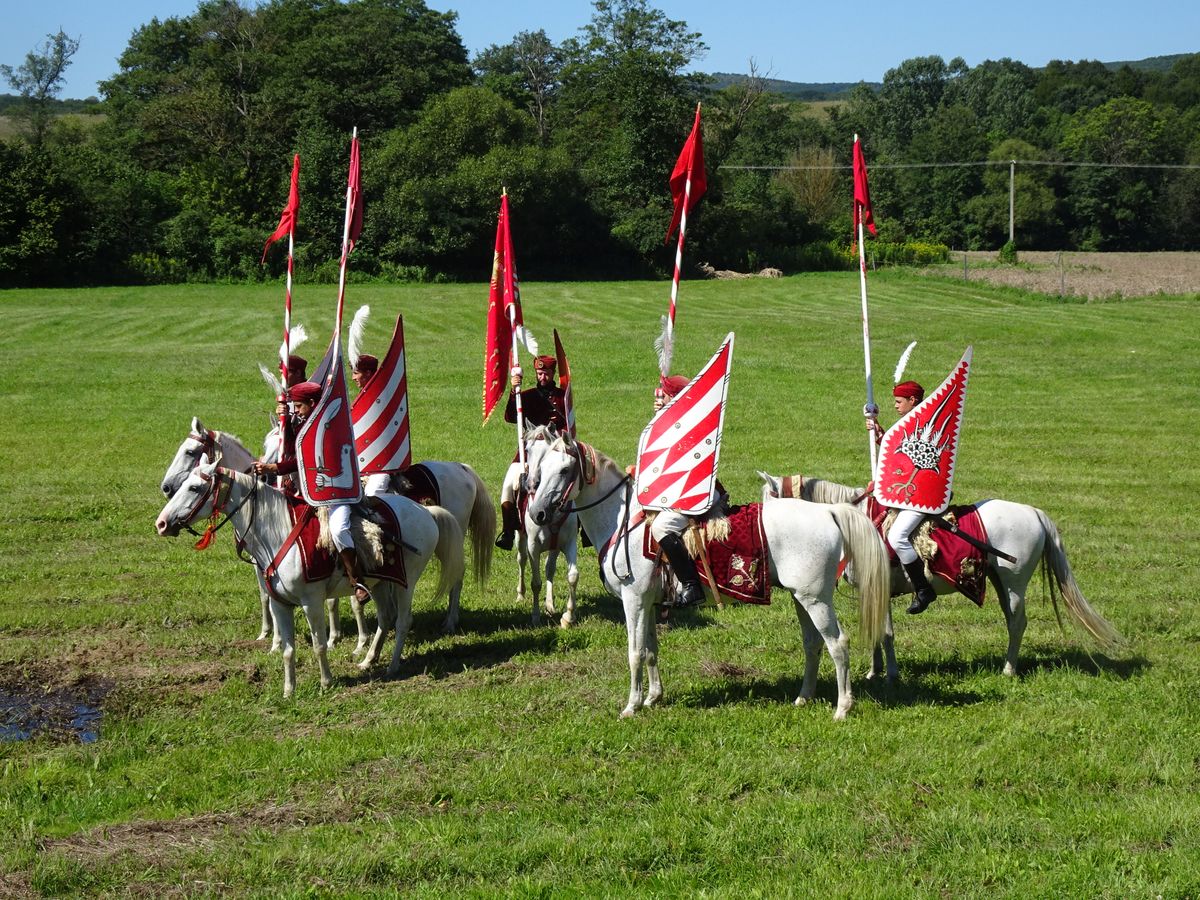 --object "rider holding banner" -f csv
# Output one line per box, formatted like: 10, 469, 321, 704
494, 355, 568, 551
